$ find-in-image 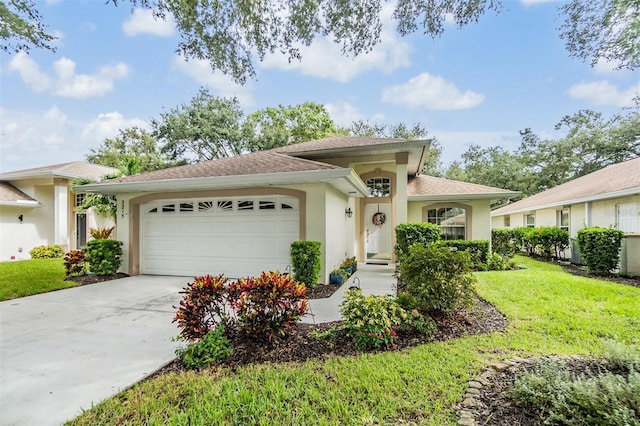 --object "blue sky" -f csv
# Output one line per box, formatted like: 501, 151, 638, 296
1, 0, 638, 173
